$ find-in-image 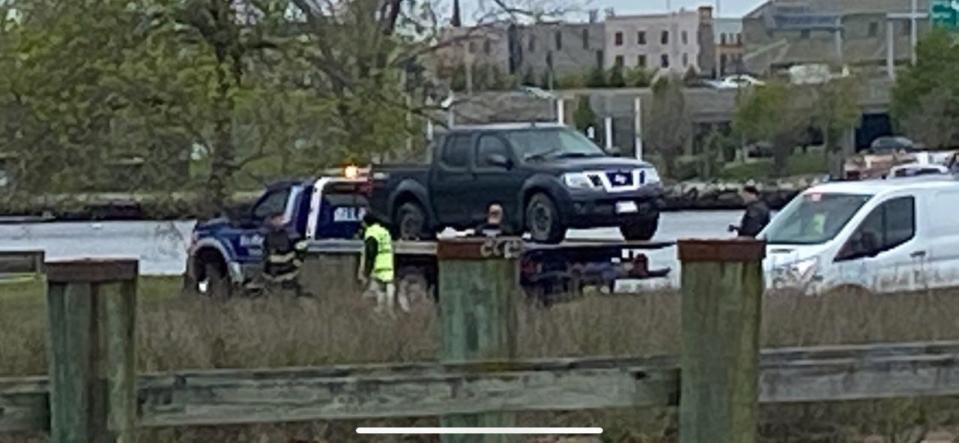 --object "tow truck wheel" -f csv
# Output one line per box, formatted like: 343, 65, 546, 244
202, 261, 232, 300
525, 193, 565, 244
620, 217, 659, 241
396, 202, 432, 241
